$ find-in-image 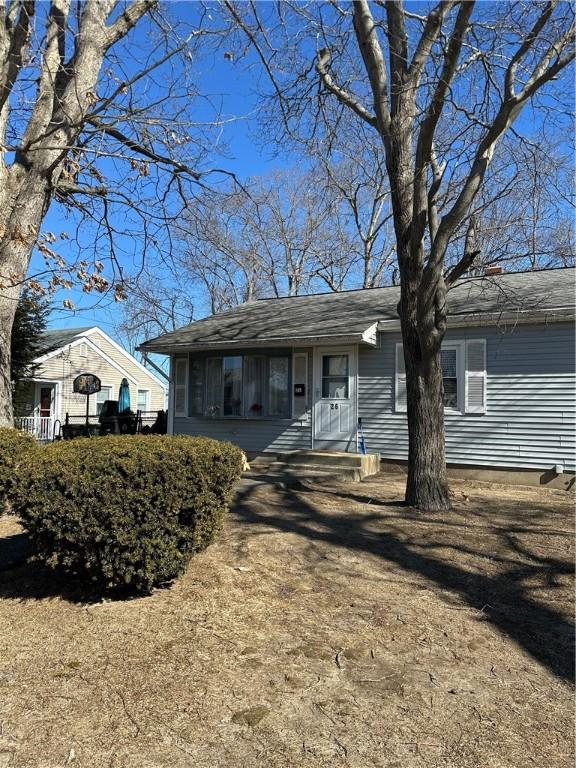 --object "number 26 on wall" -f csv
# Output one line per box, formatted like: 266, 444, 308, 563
330, 403, 339, 410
